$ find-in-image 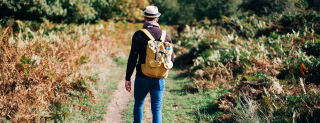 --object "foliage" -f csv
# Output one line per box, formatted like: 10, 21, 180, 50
232, 93, 271, 123
152, 0, 242, 24
173, 10, 320, 122
0, 0, 149, 23
151, 0, 319, 24
306, 0, 320, 11
240, 0, 297, 16
152, 0, 320, 25
0, 23, 90, 122
0, 18, 139, 122
2, 0, 320, 25
192, 0, 242, 20
150, 0, 184, 25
